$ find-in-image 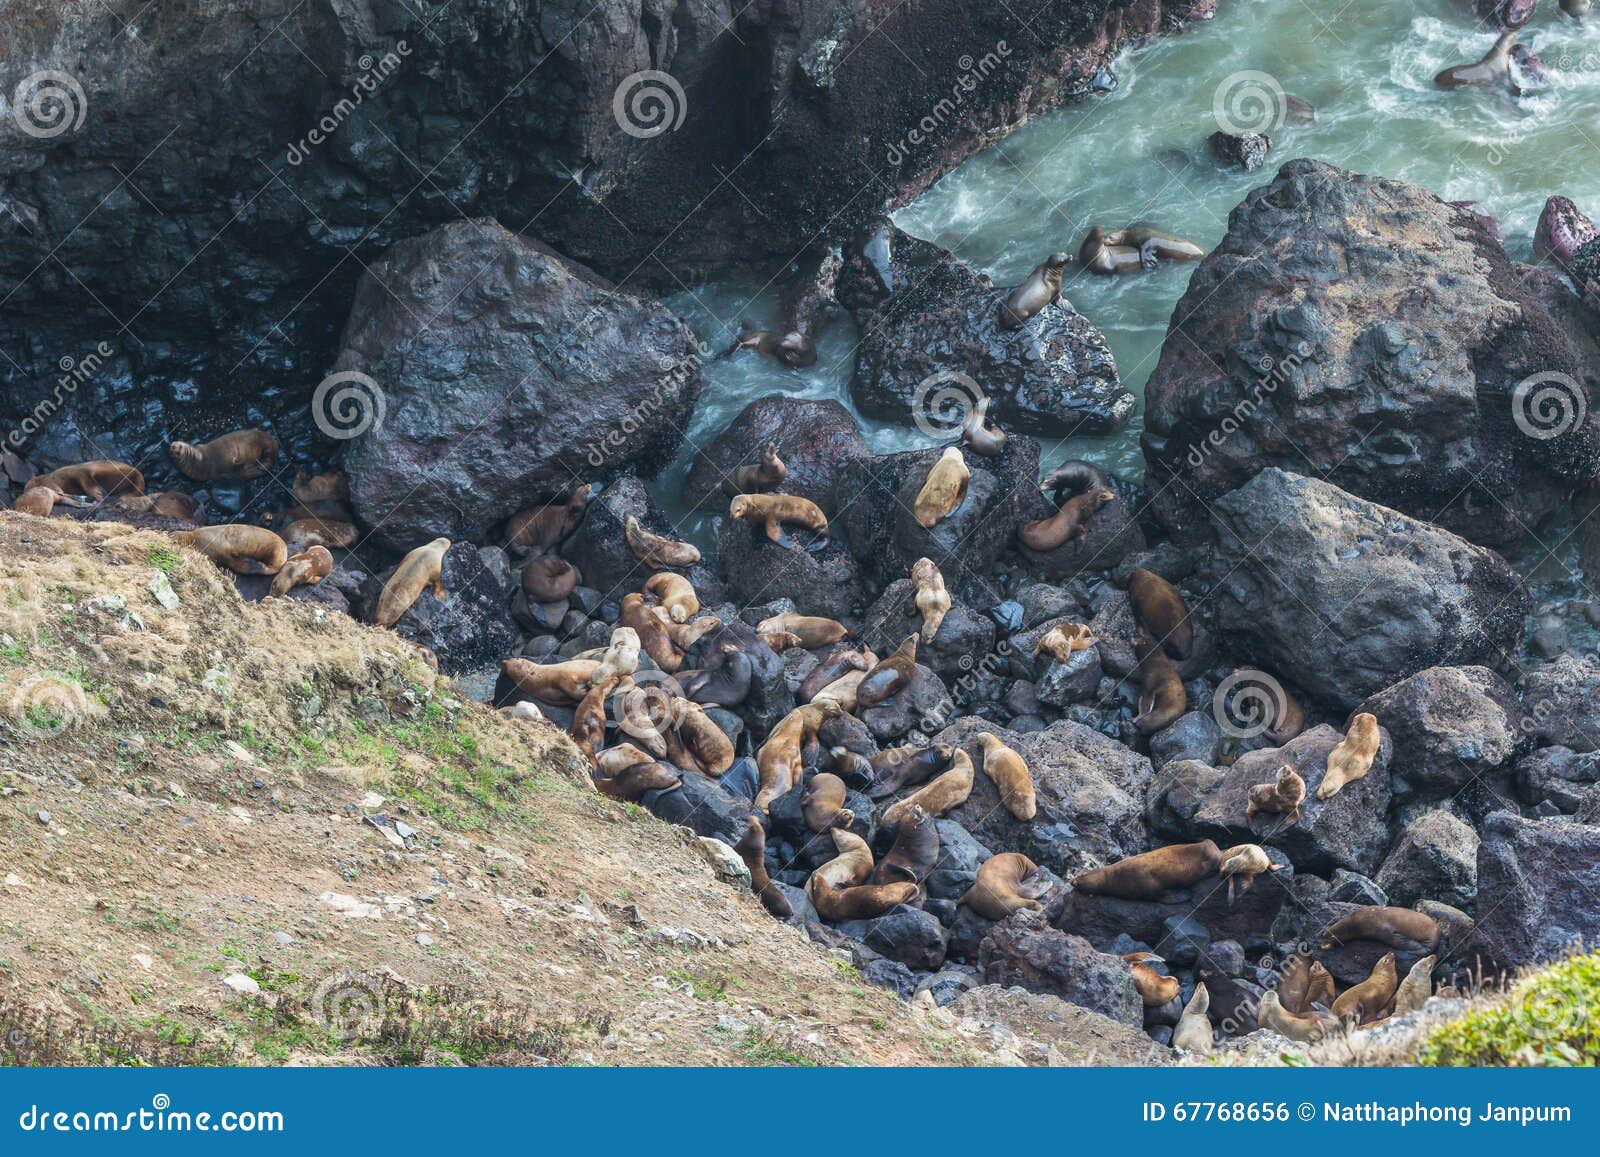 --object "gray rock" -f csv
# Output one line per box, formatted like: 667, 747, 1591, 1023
1147, 711, 1222, 769
717, 523, 862, 620
927, 820, 993, 902
1471, 812, 1600, 970
1145, 759, 1227, 841
683, 396, 869, 515
562, 476, 724, 605
1520, 655, 1600, 753
859, 665, 952, 743
1515, 747, 1600, 813
1375, 811, 1479, 911
1035, 646, 1104, 708
840, 906, 948, 971
860, 579, 998, 684
1357, 666, 1525, 801
979, 913, 1143, 1025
